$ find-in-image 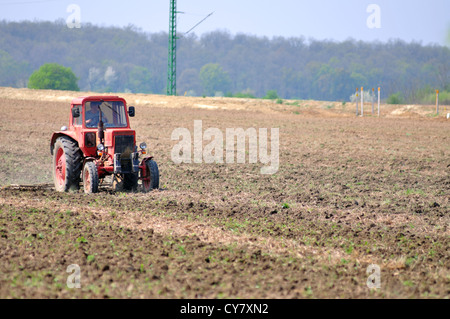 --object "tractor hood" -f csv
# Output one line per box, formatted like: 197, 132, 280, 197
103, 129, 136, 154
